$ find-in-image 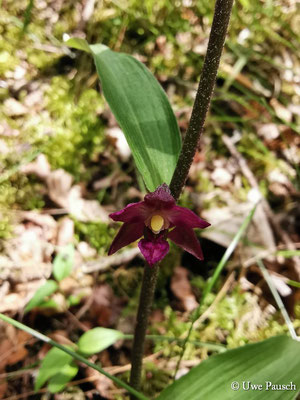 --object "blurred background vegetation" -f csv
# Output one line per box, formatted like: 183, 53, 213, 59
0, 0, 299, 398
